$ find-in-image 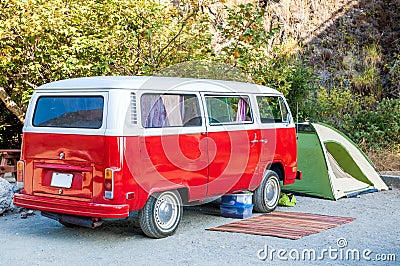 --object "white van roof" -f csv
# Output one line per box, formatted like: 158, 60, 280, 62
38, 76, 282, 95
